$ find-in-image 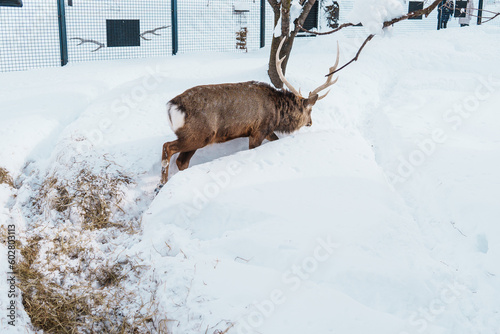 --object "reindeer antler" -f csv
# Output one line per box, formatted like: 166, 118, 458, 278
276, 38, 303, 97
140, 26, 170, 41
70, 37, 105, 52
309, 41, 340, 100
